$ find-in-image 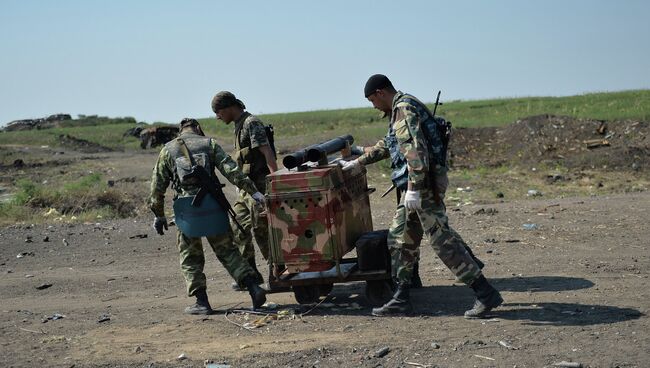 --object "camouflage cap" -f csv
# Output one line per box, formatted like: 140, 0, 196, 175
211, 91, 246, 112
179, 117, 199, 128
